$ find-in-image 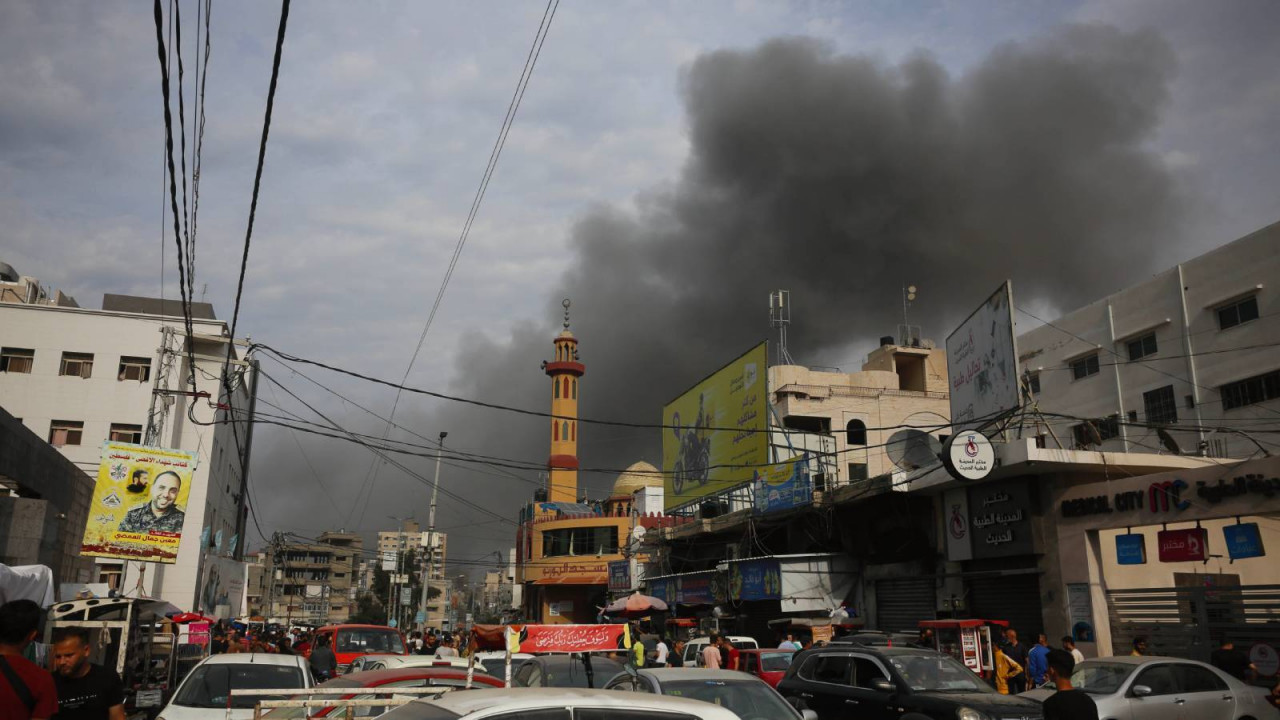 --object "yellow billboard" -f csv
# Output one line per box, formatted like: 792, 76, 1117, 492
663, 342, 768, 510
81, 441, 198, 564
